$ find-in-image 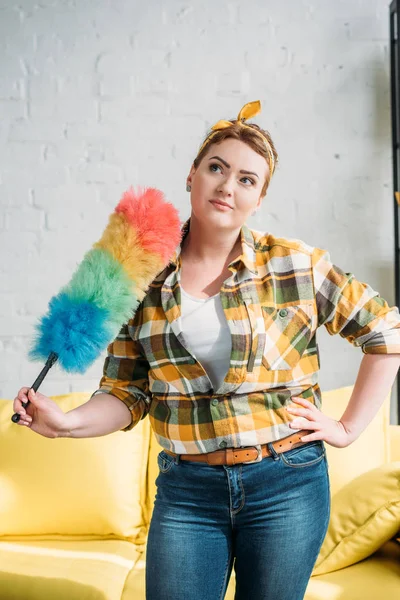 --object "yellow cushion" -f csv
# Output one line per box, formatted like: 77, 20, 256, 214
0, 394, 150, 544
321, 386, 391, 497
0, 539, 140, 600
312, 462, 400, 575
306, 541, 400, 600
